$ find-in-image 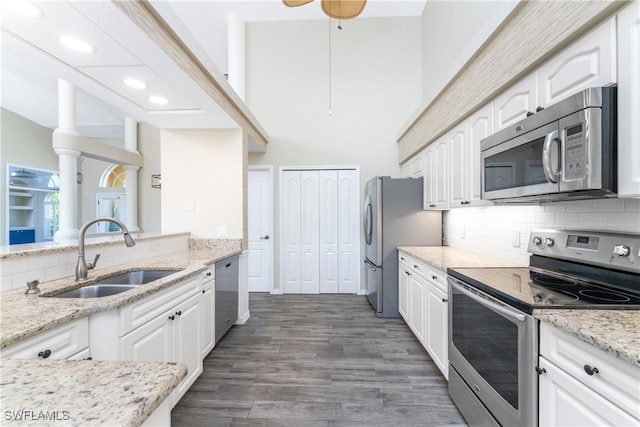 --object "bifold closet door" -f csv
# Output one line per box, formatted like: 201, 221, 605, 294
281, 169, 357, 294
